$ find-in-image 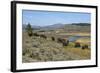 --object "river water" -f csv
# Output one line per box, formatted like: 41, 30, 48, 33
68, 35, 90, 42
